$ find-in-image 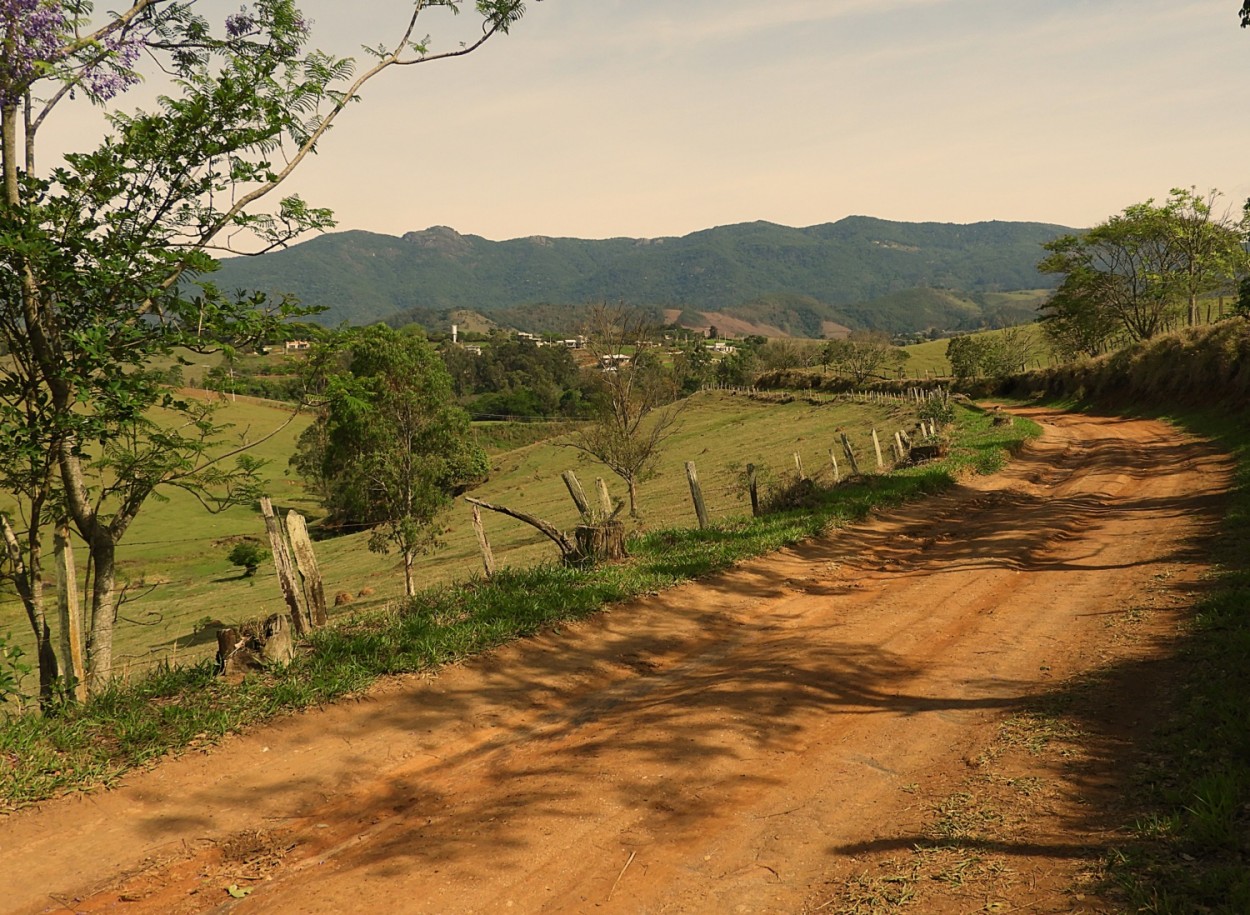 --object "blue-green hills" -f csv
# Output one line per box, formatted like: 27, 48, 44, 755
209, 215, 1073, 335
